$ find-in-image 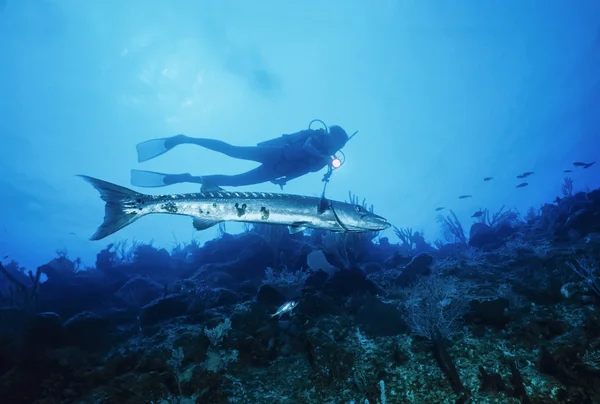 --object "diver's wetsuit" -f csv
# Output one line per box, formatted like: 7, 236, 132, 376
164, 131, 330, 187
